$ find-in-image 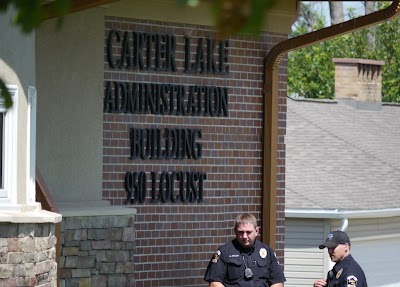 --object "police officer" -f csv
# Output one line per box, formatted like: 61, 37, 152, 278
204, 213, 286, 287
314, 230, 367, 287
